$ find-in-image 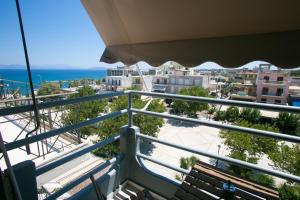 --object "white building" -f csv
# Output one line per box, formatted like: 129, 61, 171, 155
152, 62, 209, 93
